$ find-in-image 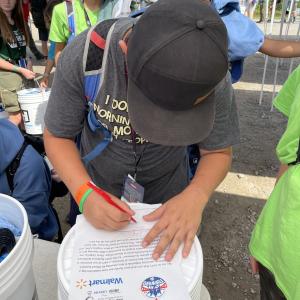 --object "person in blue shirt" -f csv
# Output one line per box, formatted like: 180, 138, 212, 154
213, 0, 300, 83
0, 119, 58, 240
188, 0, 300, 177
